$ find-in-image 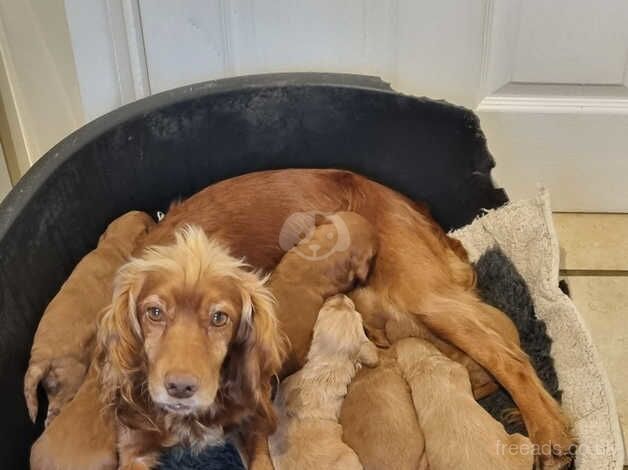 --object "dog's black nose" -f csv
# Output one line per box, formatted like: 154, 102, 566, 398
165, 373, 199, 399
